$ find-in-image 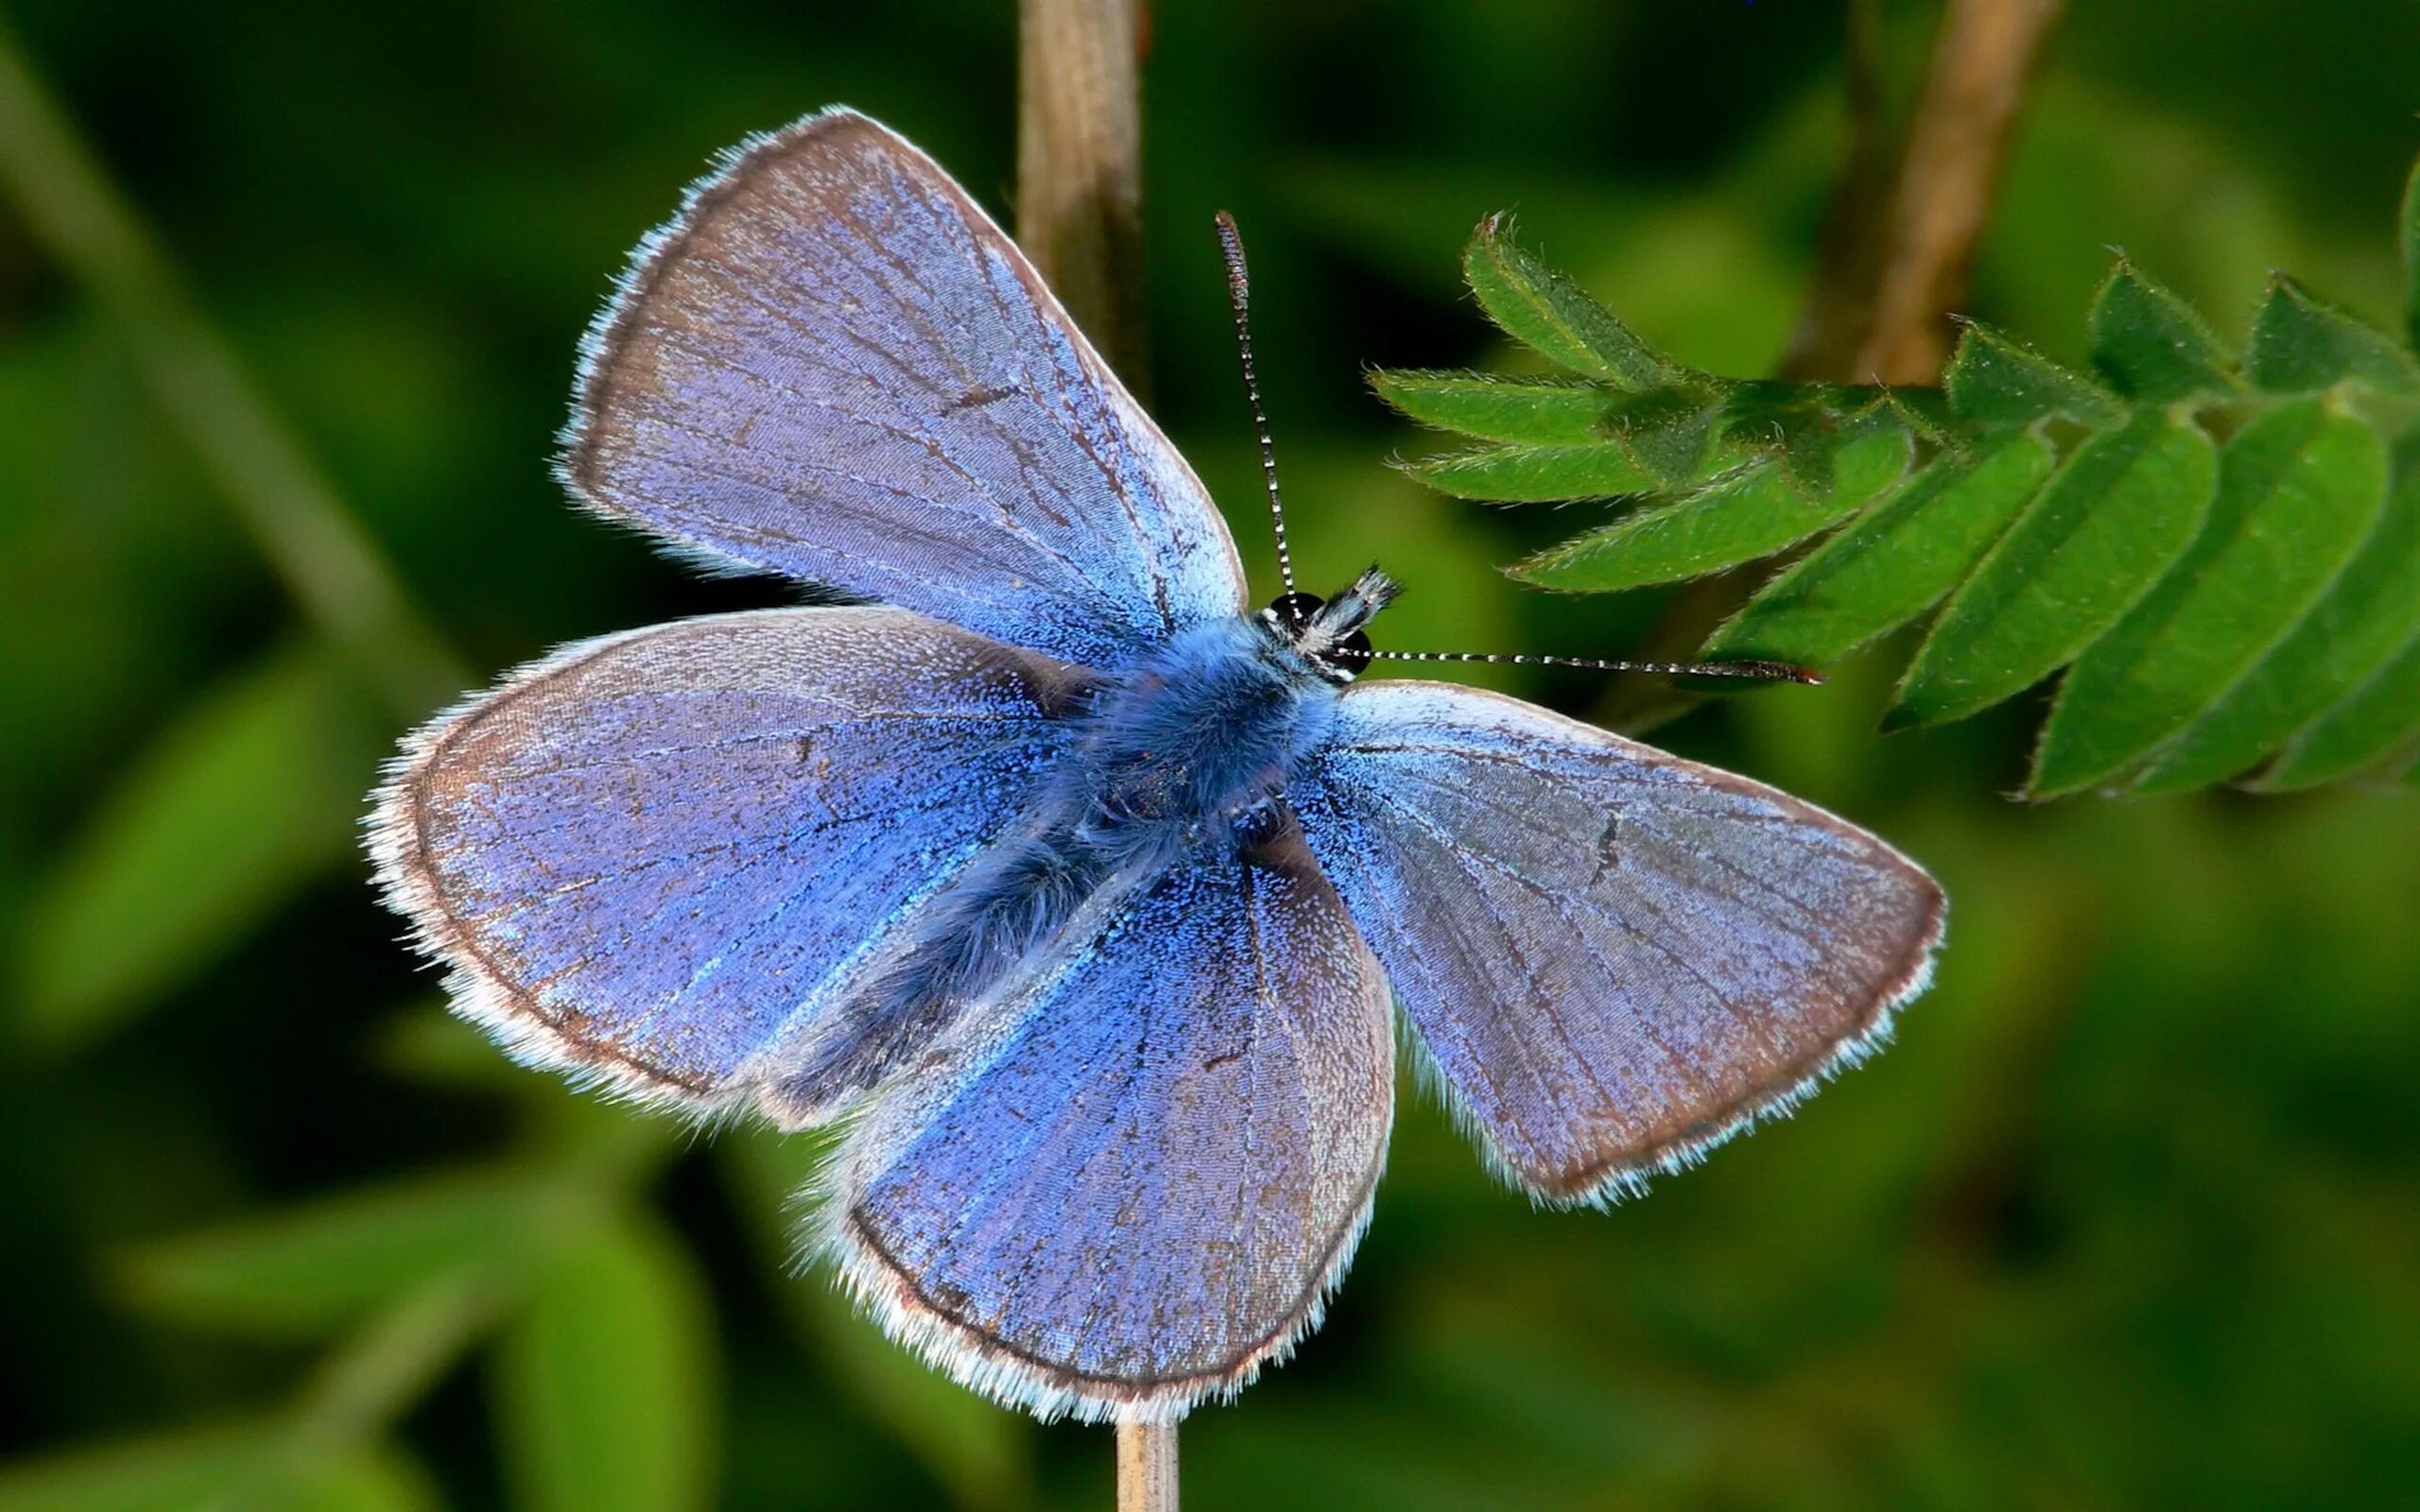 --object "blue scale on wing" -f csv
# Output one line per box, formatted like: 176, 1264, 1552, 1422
1294, 680, 1944, 1205
820, 827, 1392, 1420
375, 607, 1090, 1108
564, 109, 1246, 667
